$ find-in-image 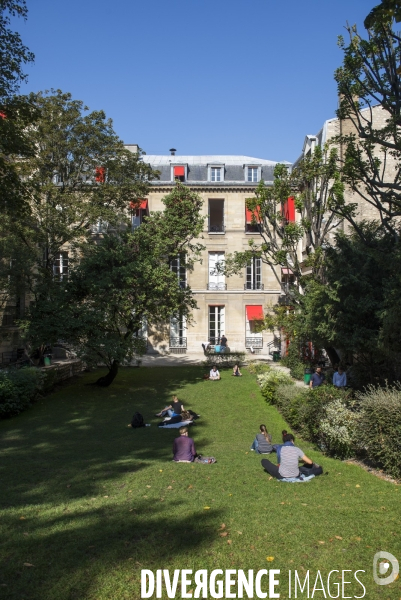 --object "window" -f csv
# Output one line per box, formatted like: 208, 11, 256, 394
247, 167, 258, 182
131, 199, 148, 229
208, 199, 225, 233
170, 253, 186, 288
53, 252, 69, 281
245, 305, 263, 349
282, 196, 295, 224
281, 268, 295, 295
245, 201, 261, 233
211, 167, 222, 182
209, 305, 225, 345
173, 165, 185, 182
92, 219, 108, 234
170, 314, 186, 348
208, 252, 225, 290
246, 257, 262, 290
